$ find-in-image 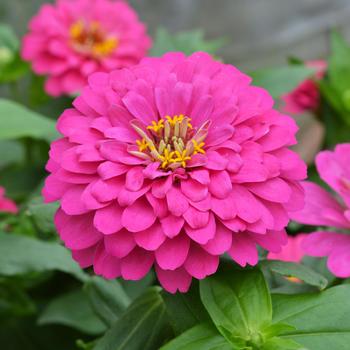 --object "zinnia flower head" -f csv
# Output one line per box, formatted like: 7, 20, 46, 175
0, 186, 17, 214
267, 234, 306, 263
43, 52, 306, 293
281, 60, 327, 115
291, 143, 350, 278
22, 0, 151, 96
